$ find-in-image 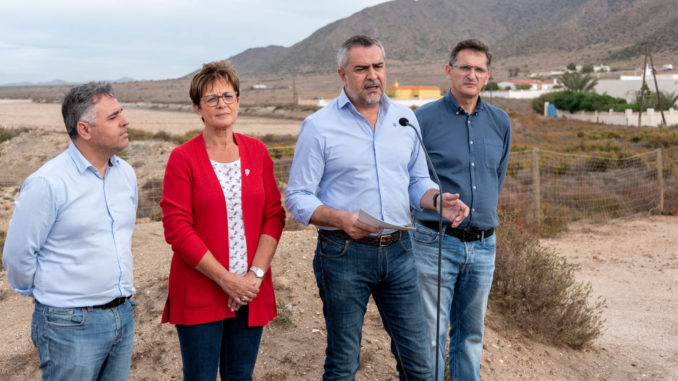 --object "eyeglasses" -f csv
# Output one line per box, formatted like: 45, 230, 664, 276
450, 63, 488, 76
202, 92, 238, 106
